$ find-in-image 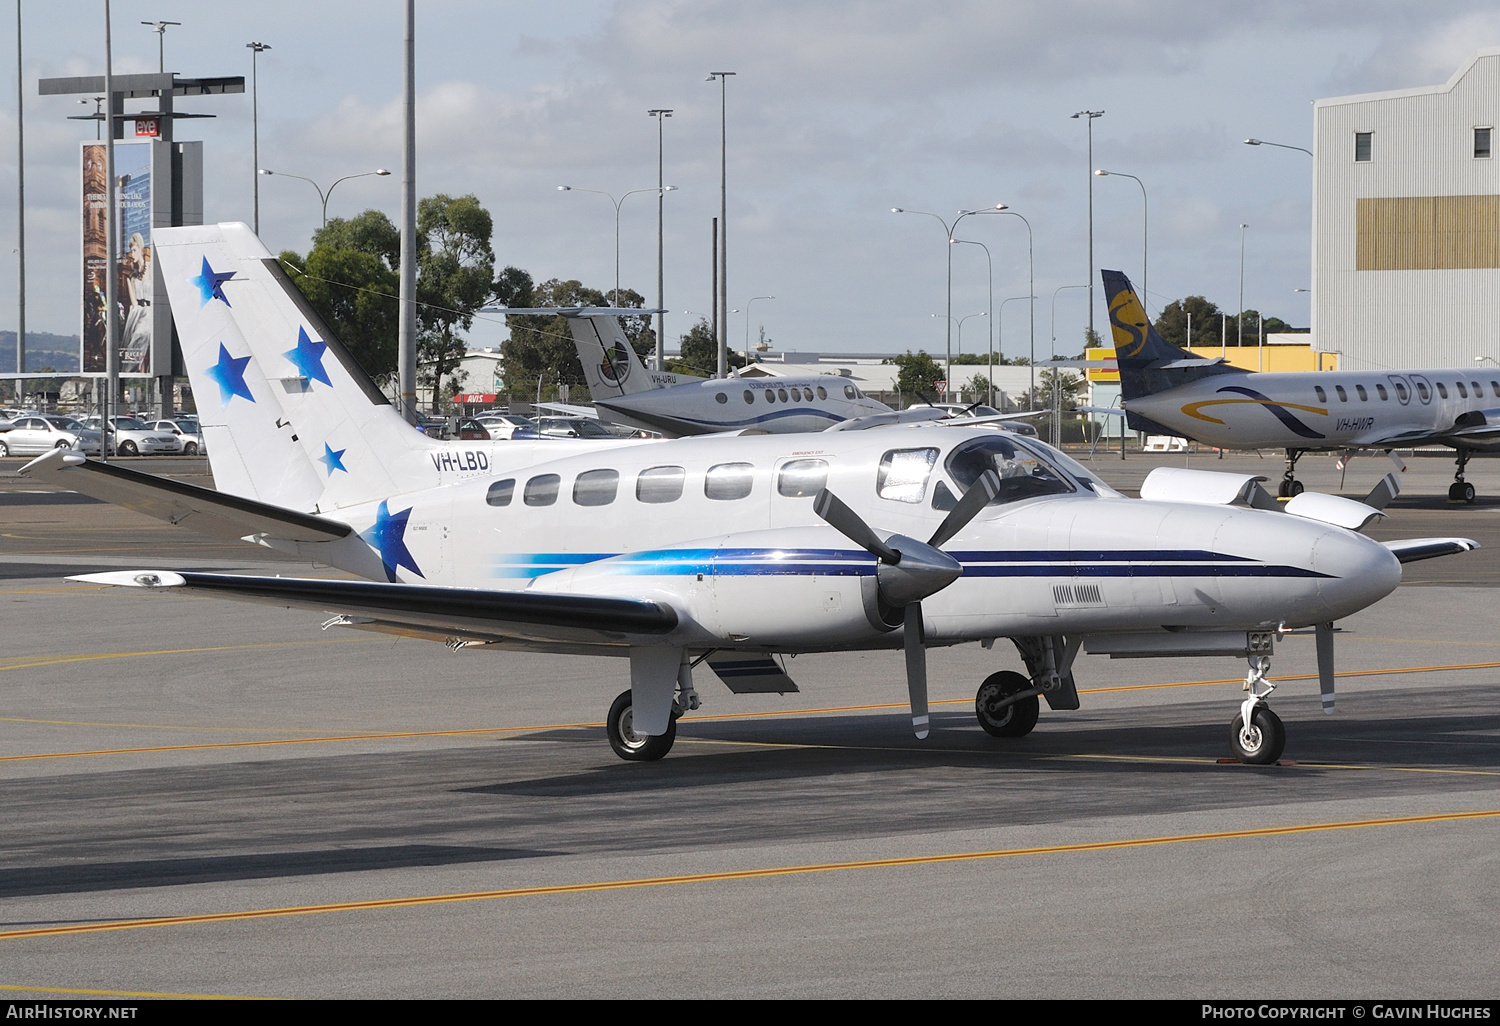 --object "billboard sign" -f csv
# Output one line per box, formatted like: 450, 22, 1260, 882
81, 141, 156, 376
